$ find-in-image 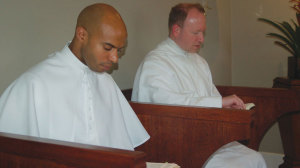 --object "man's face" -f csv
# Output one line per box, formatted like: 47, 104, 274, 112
81, 23, 127, 73
174, 9, 206, 53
